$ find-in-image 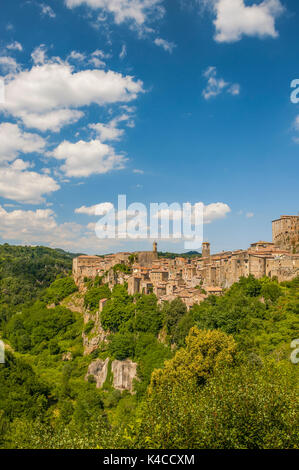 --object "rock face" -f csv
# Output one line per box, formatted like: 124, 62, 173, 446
85, 358, 109, 388
112, 359, 137, 393
85, 358, 137, 393
62, 352, 72, 361
82, 311, 110, 356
